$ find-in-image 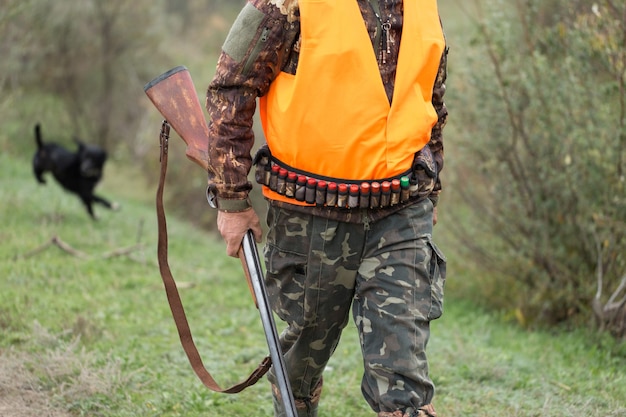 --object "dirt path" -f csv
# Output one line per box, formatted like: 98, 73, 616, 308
0, 353, 72, 417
